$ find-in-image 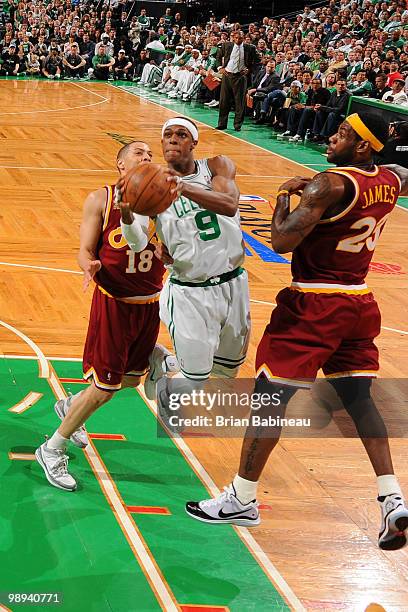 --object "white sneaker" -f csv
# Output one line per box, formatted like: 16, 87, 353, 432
378, 493, 408, 550
204, 101, 212, 106
289, 134, 302, 142
144, 345, 179, 400
208, 100, 219, 107
186, 484, 260, 526
35, 441, 77, 491
281, 130, 291, 137
54, 393, 88, 448
151, 85, 160, 91
168, 91, 178, 98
